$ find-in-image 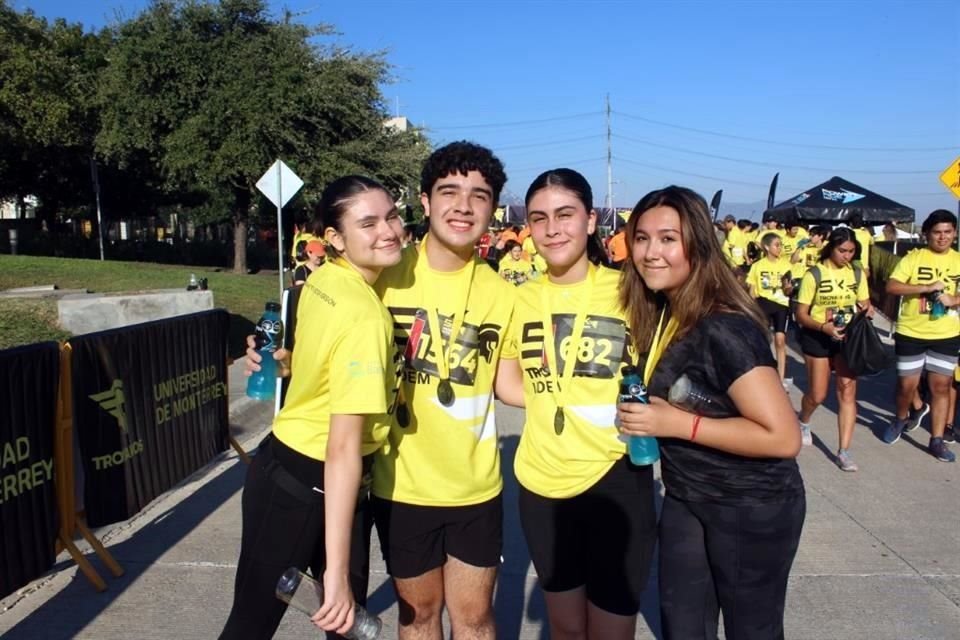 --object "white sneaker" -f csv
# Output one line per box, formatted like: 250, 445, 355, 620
800, 422, 812, 446
782, 377, 793, 389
